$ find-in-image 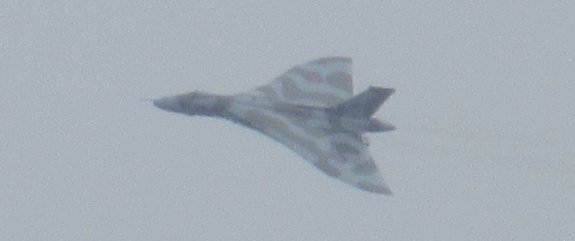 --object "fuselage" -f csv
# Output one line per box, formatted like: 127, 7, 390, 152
153, 91, 391, 136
